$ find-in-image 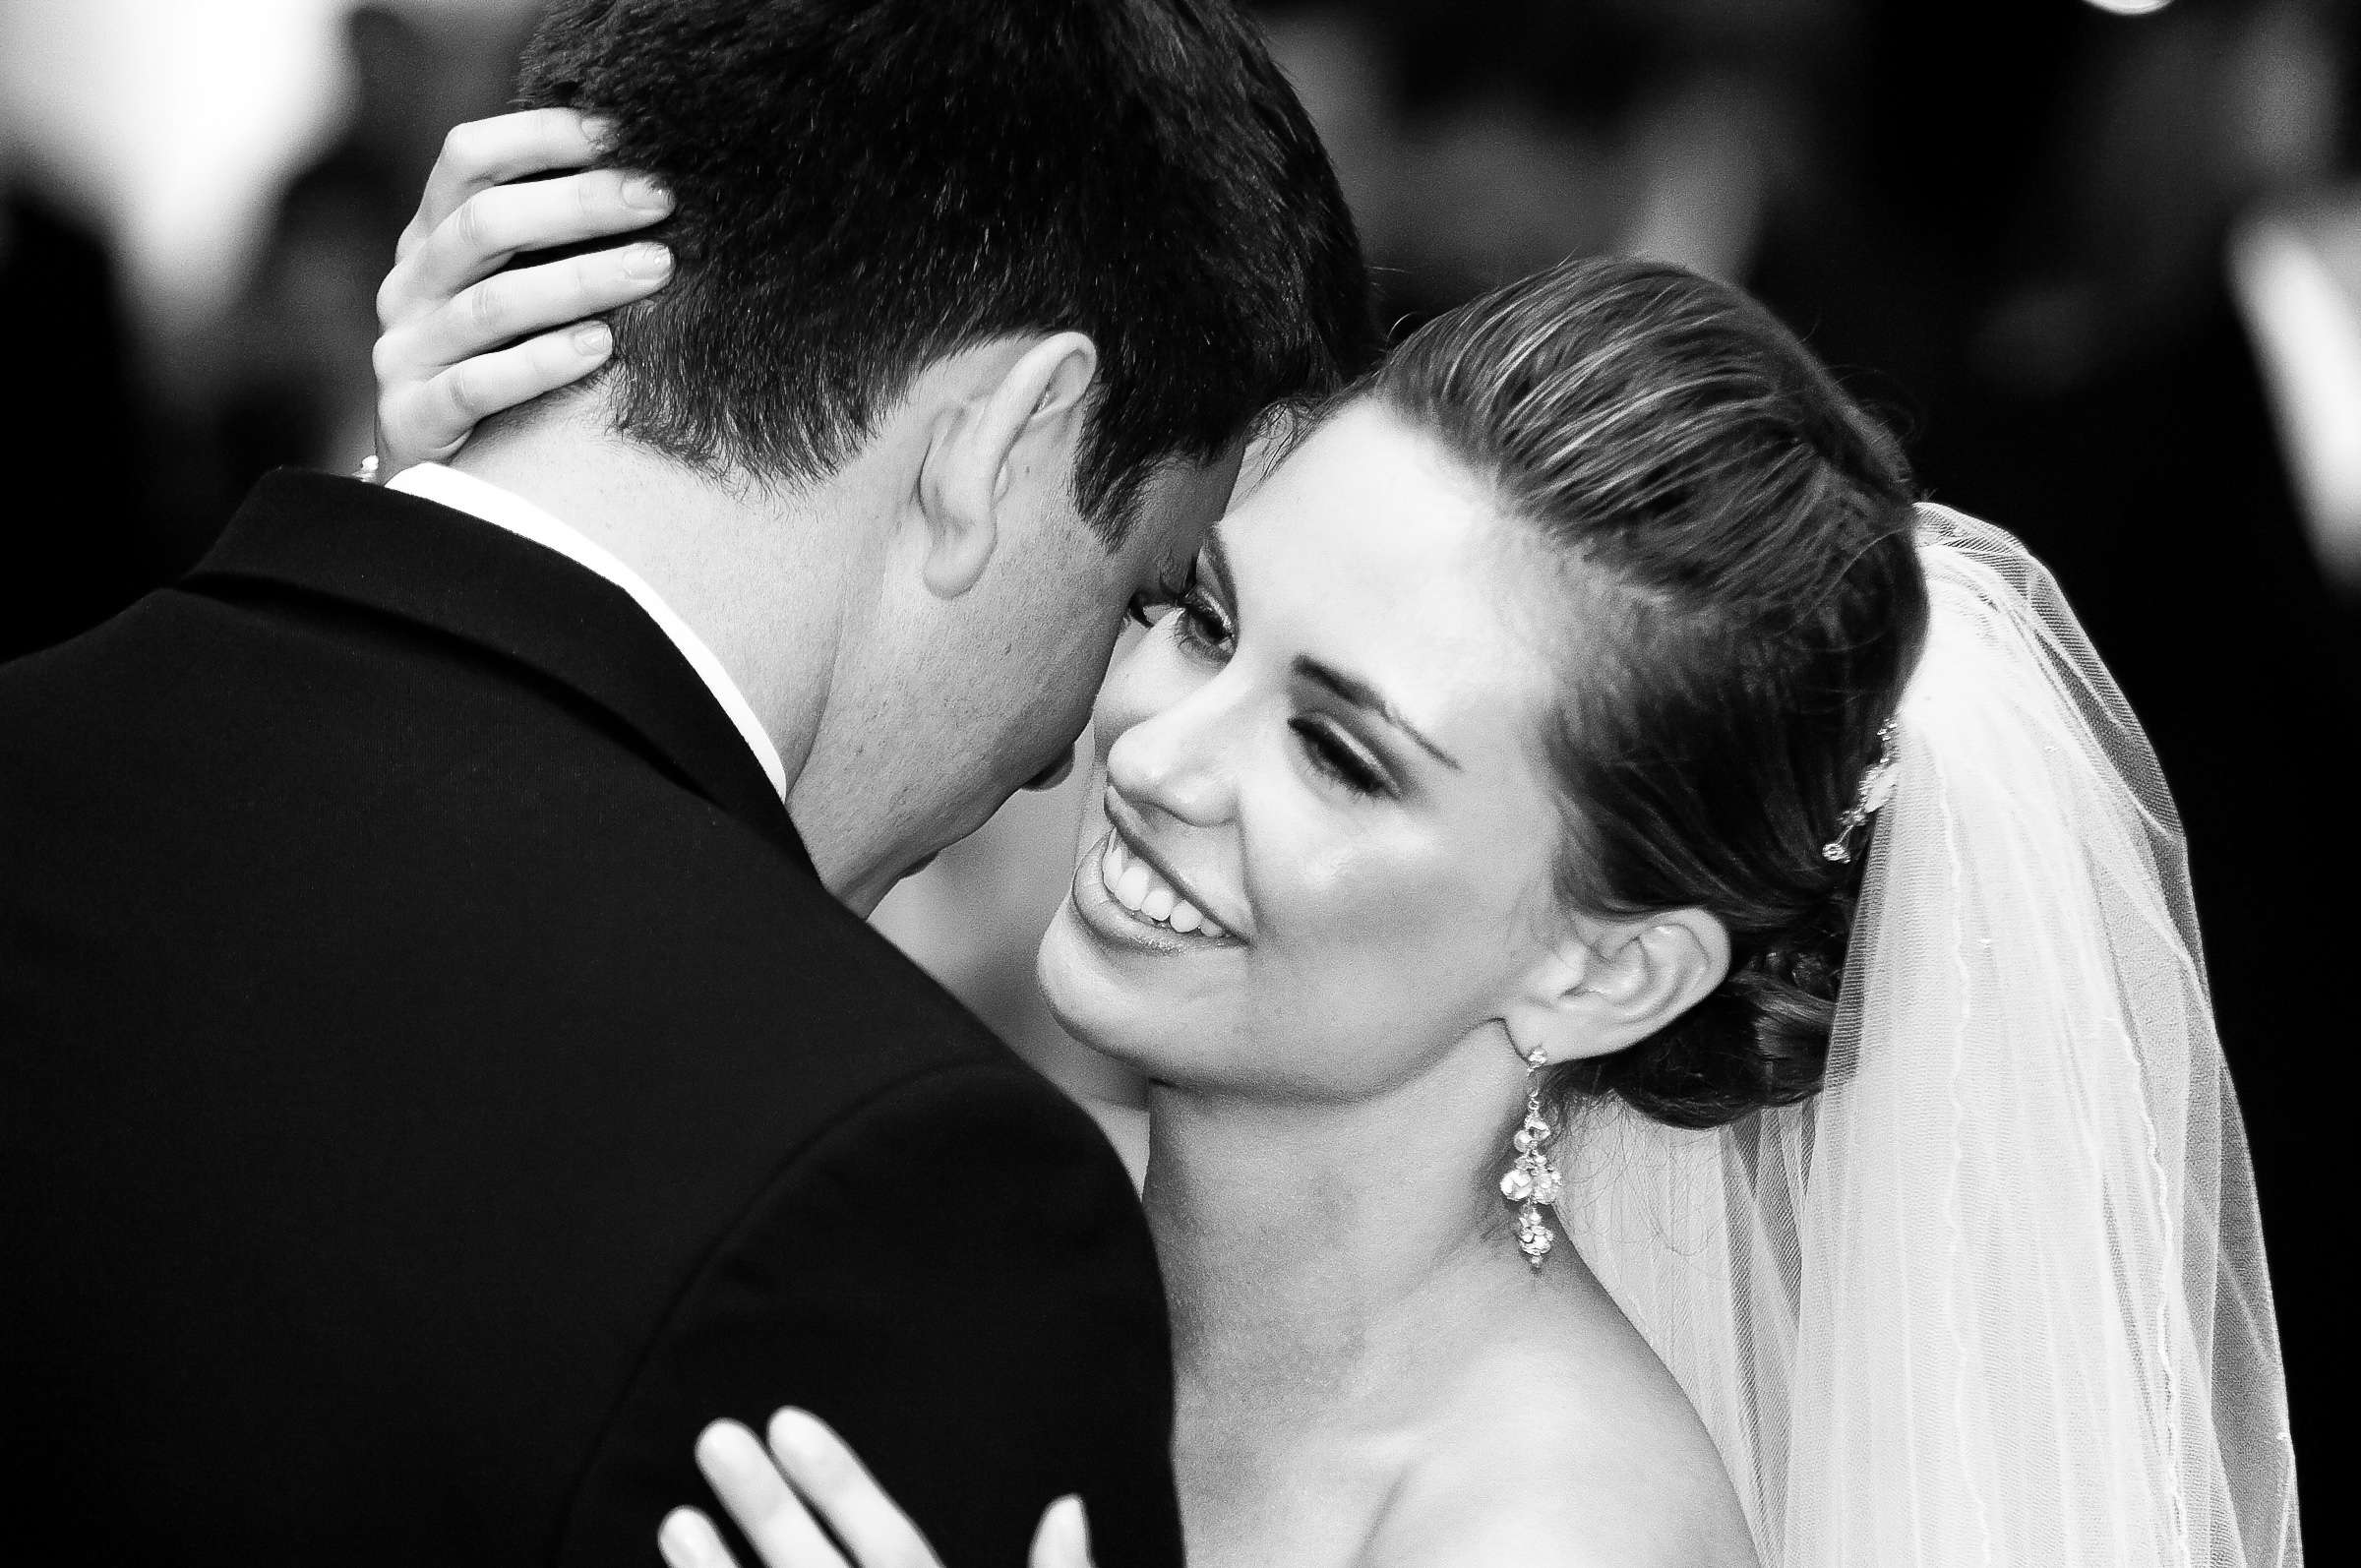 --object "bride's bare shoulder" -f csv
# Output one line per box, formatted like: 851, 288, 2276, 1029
1366, 1490, 1753, 1568
1362, 1303, 1758, 1568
